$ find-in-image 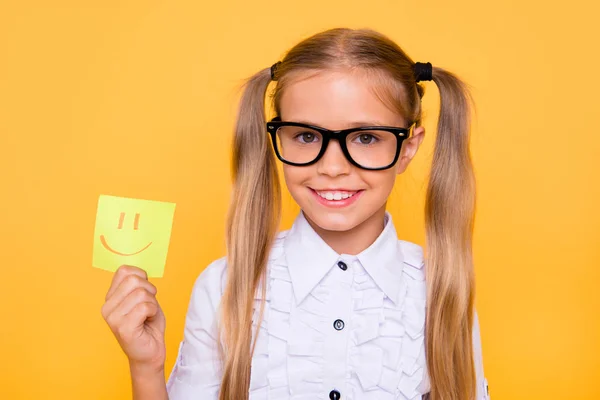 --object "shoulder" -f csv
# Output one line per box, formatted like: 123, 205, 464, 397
187, 256, 228, 318
190, 230, 289, 301
193, 255, 228, 293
